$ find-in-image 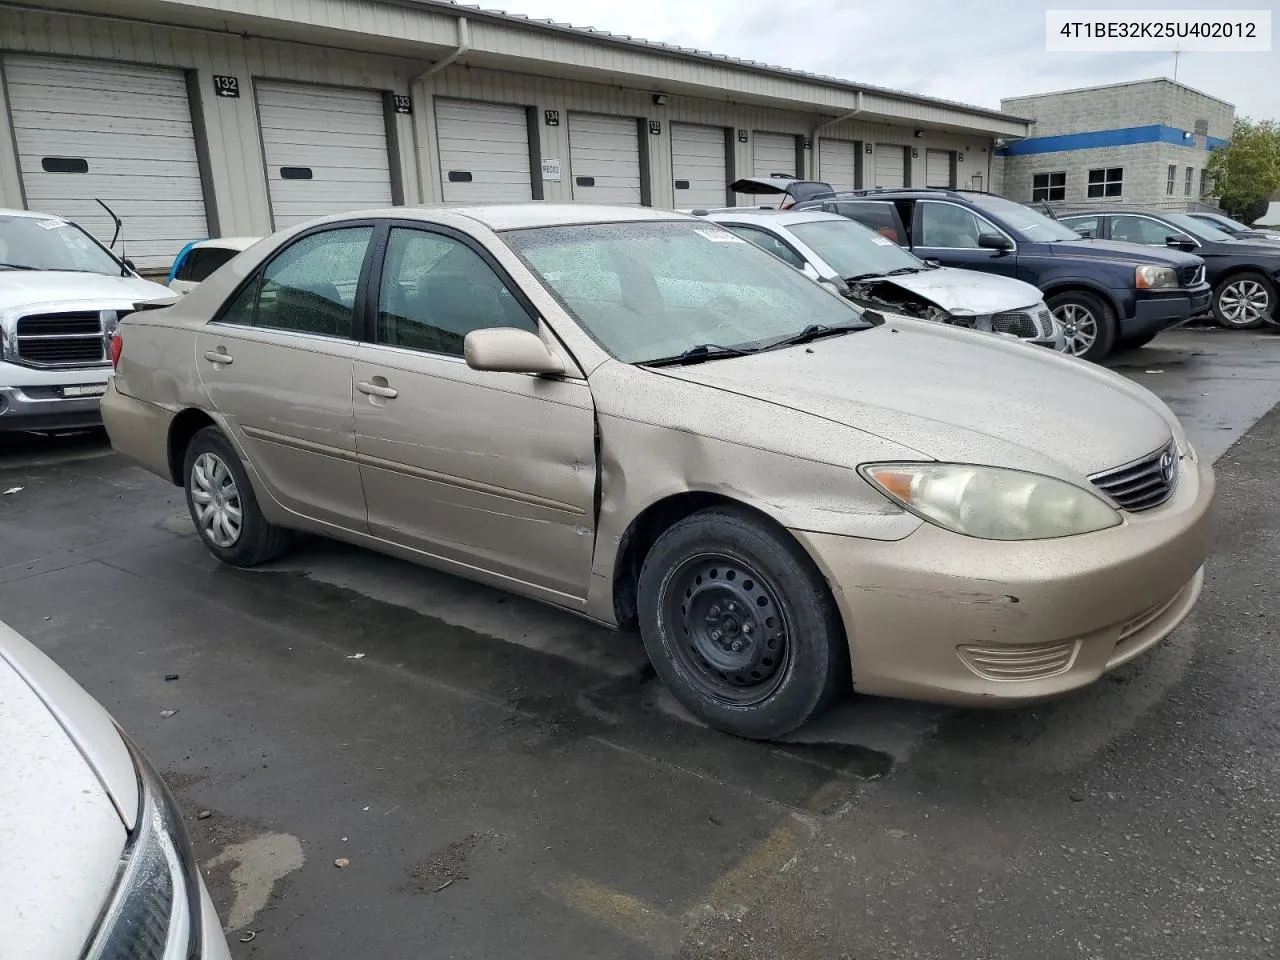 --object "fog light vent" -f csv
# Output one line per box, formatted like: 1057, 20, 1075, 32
957, 639, 1079, 681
